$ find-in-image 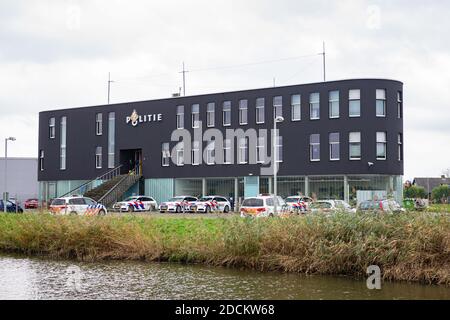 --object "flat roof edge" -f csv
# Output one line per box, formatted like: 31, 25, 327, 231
40, 78, 403, 113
